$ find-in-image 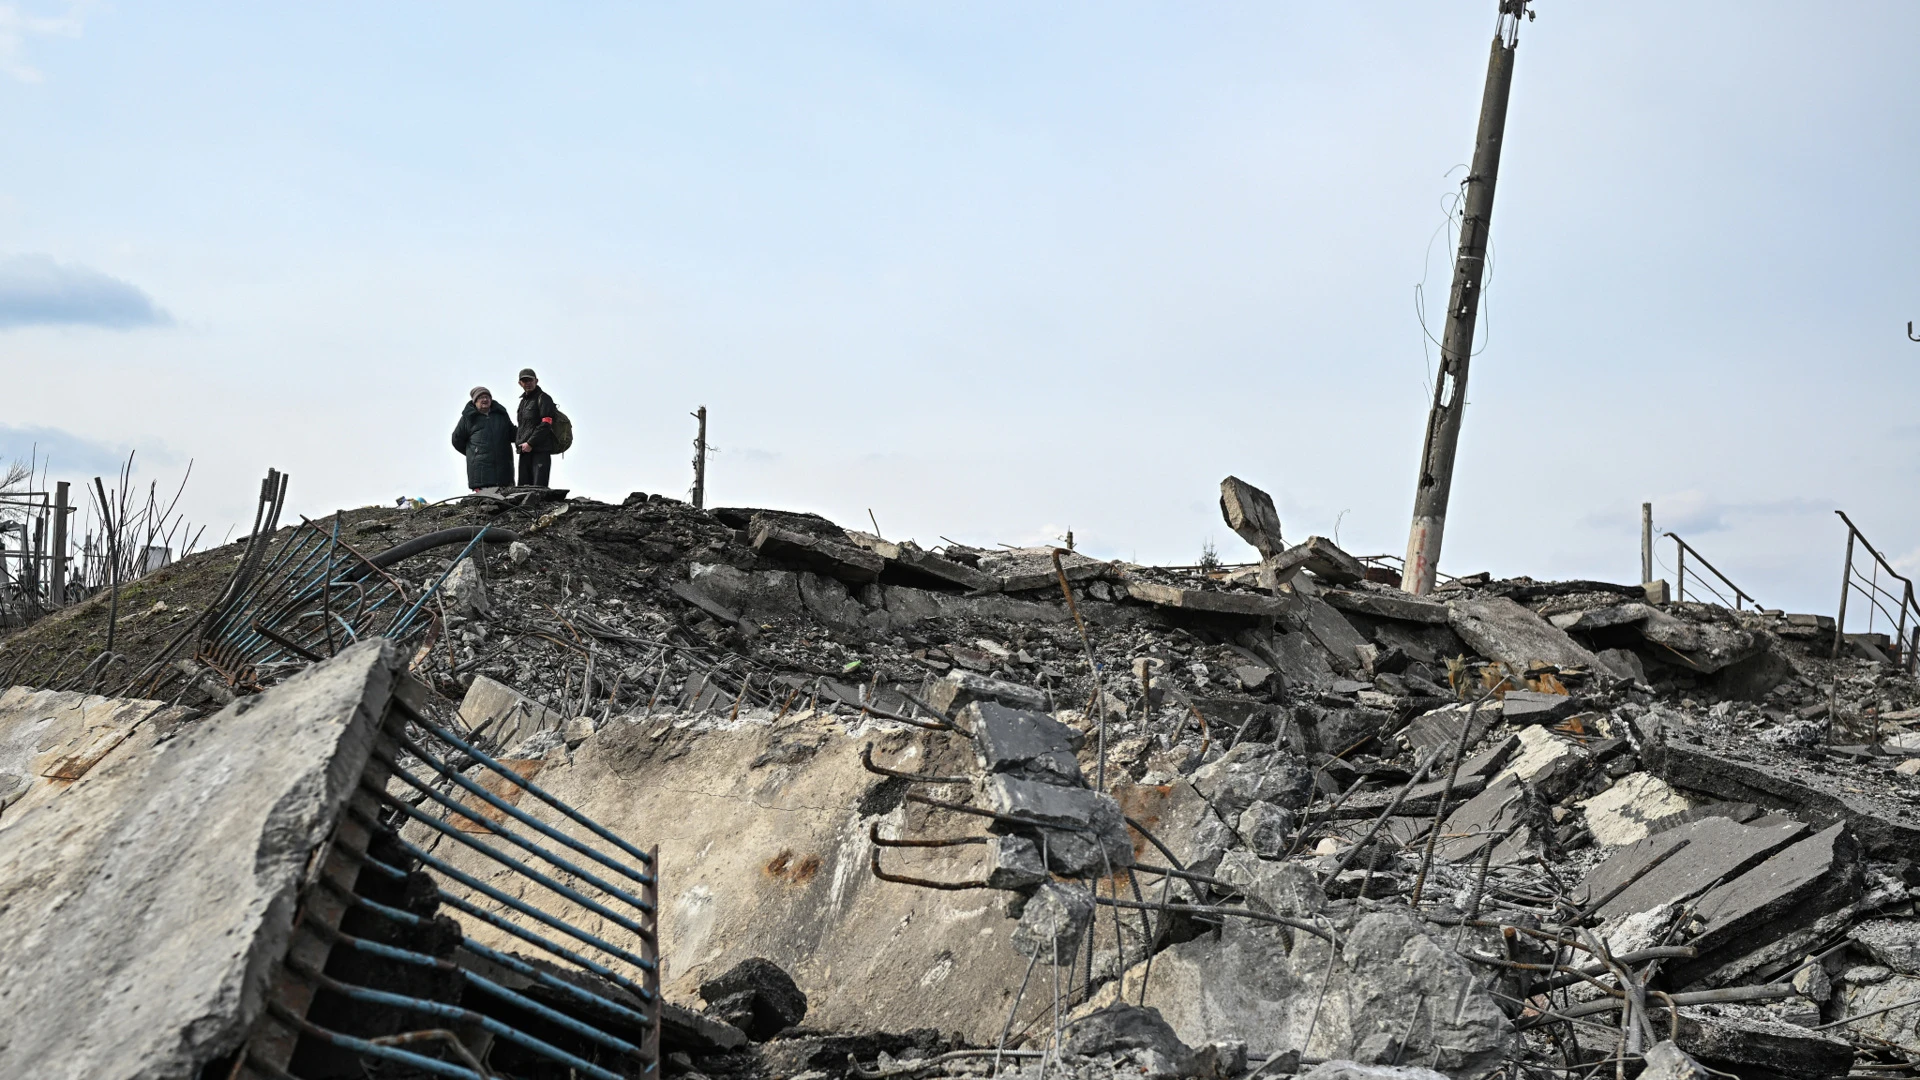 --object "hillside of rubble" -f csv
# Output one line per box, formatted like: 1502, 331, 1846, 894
5, 480, 1920, 1080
